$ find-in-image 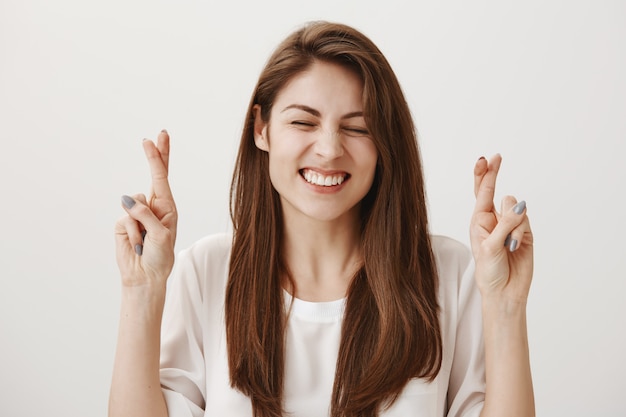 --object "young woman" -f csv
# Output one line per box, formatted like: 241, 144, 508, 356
110, 21, 535, 417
